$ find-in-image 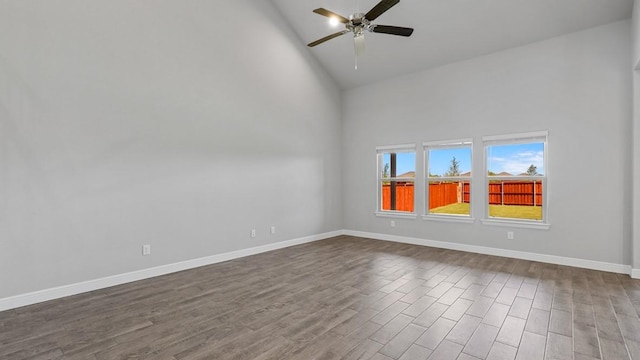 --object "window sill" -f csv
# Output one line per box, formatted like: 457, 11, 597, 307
375, 211, 418, 219
480, 218, 550, 230
422, 215, 475, 224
